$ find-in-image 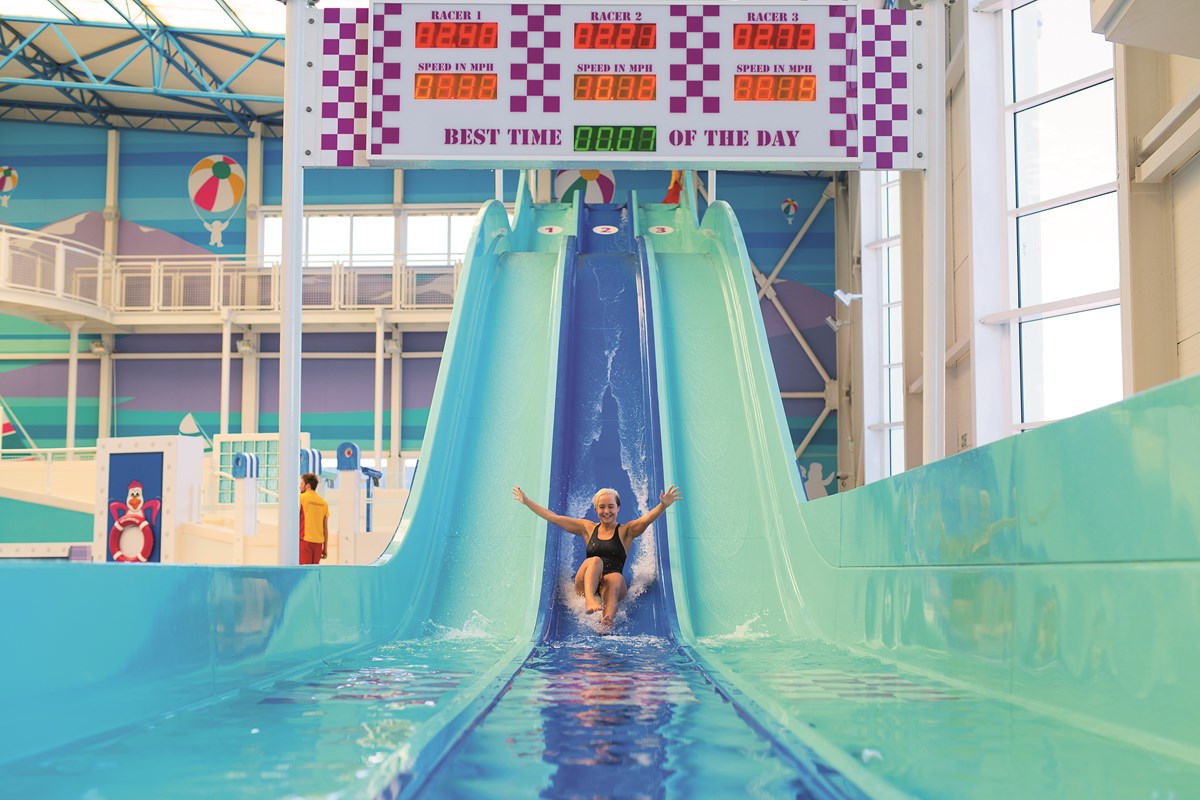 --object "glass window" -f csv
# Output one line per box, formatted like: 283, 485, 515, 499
883, 183, 901, 238
1006, 0, 1120, 431
888, 428, 905, 476
886, 246, 902, 303
405, 212, 477, 266
263, 216, 283, 262
1014, 82, 1116, 207
887, 365, 905, 424
1017, 192, 1118, 306
450, 215, 476, 256
307, 216, 352, 258
1011, 0, 1112, 103
1019, 305, 1122, 422
405, 215, 450, 261
887, 307, 903, 365
261, 213, 395, 262
354, 216, 395, 256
